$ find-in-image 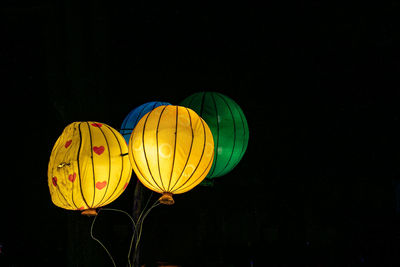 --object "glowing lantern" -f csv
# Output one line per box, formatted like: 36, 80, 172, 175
48, 121, 132, 215
180, 92, 249, 179
128, 105, 214, 204
120, 101, 171, 144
